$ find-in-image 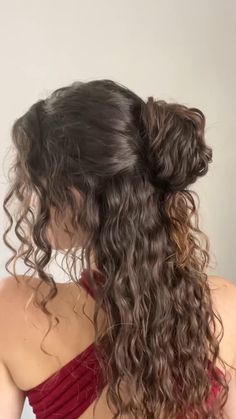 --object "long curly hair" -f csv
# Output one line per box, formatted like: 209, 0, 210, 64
3, 79, 231, 418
